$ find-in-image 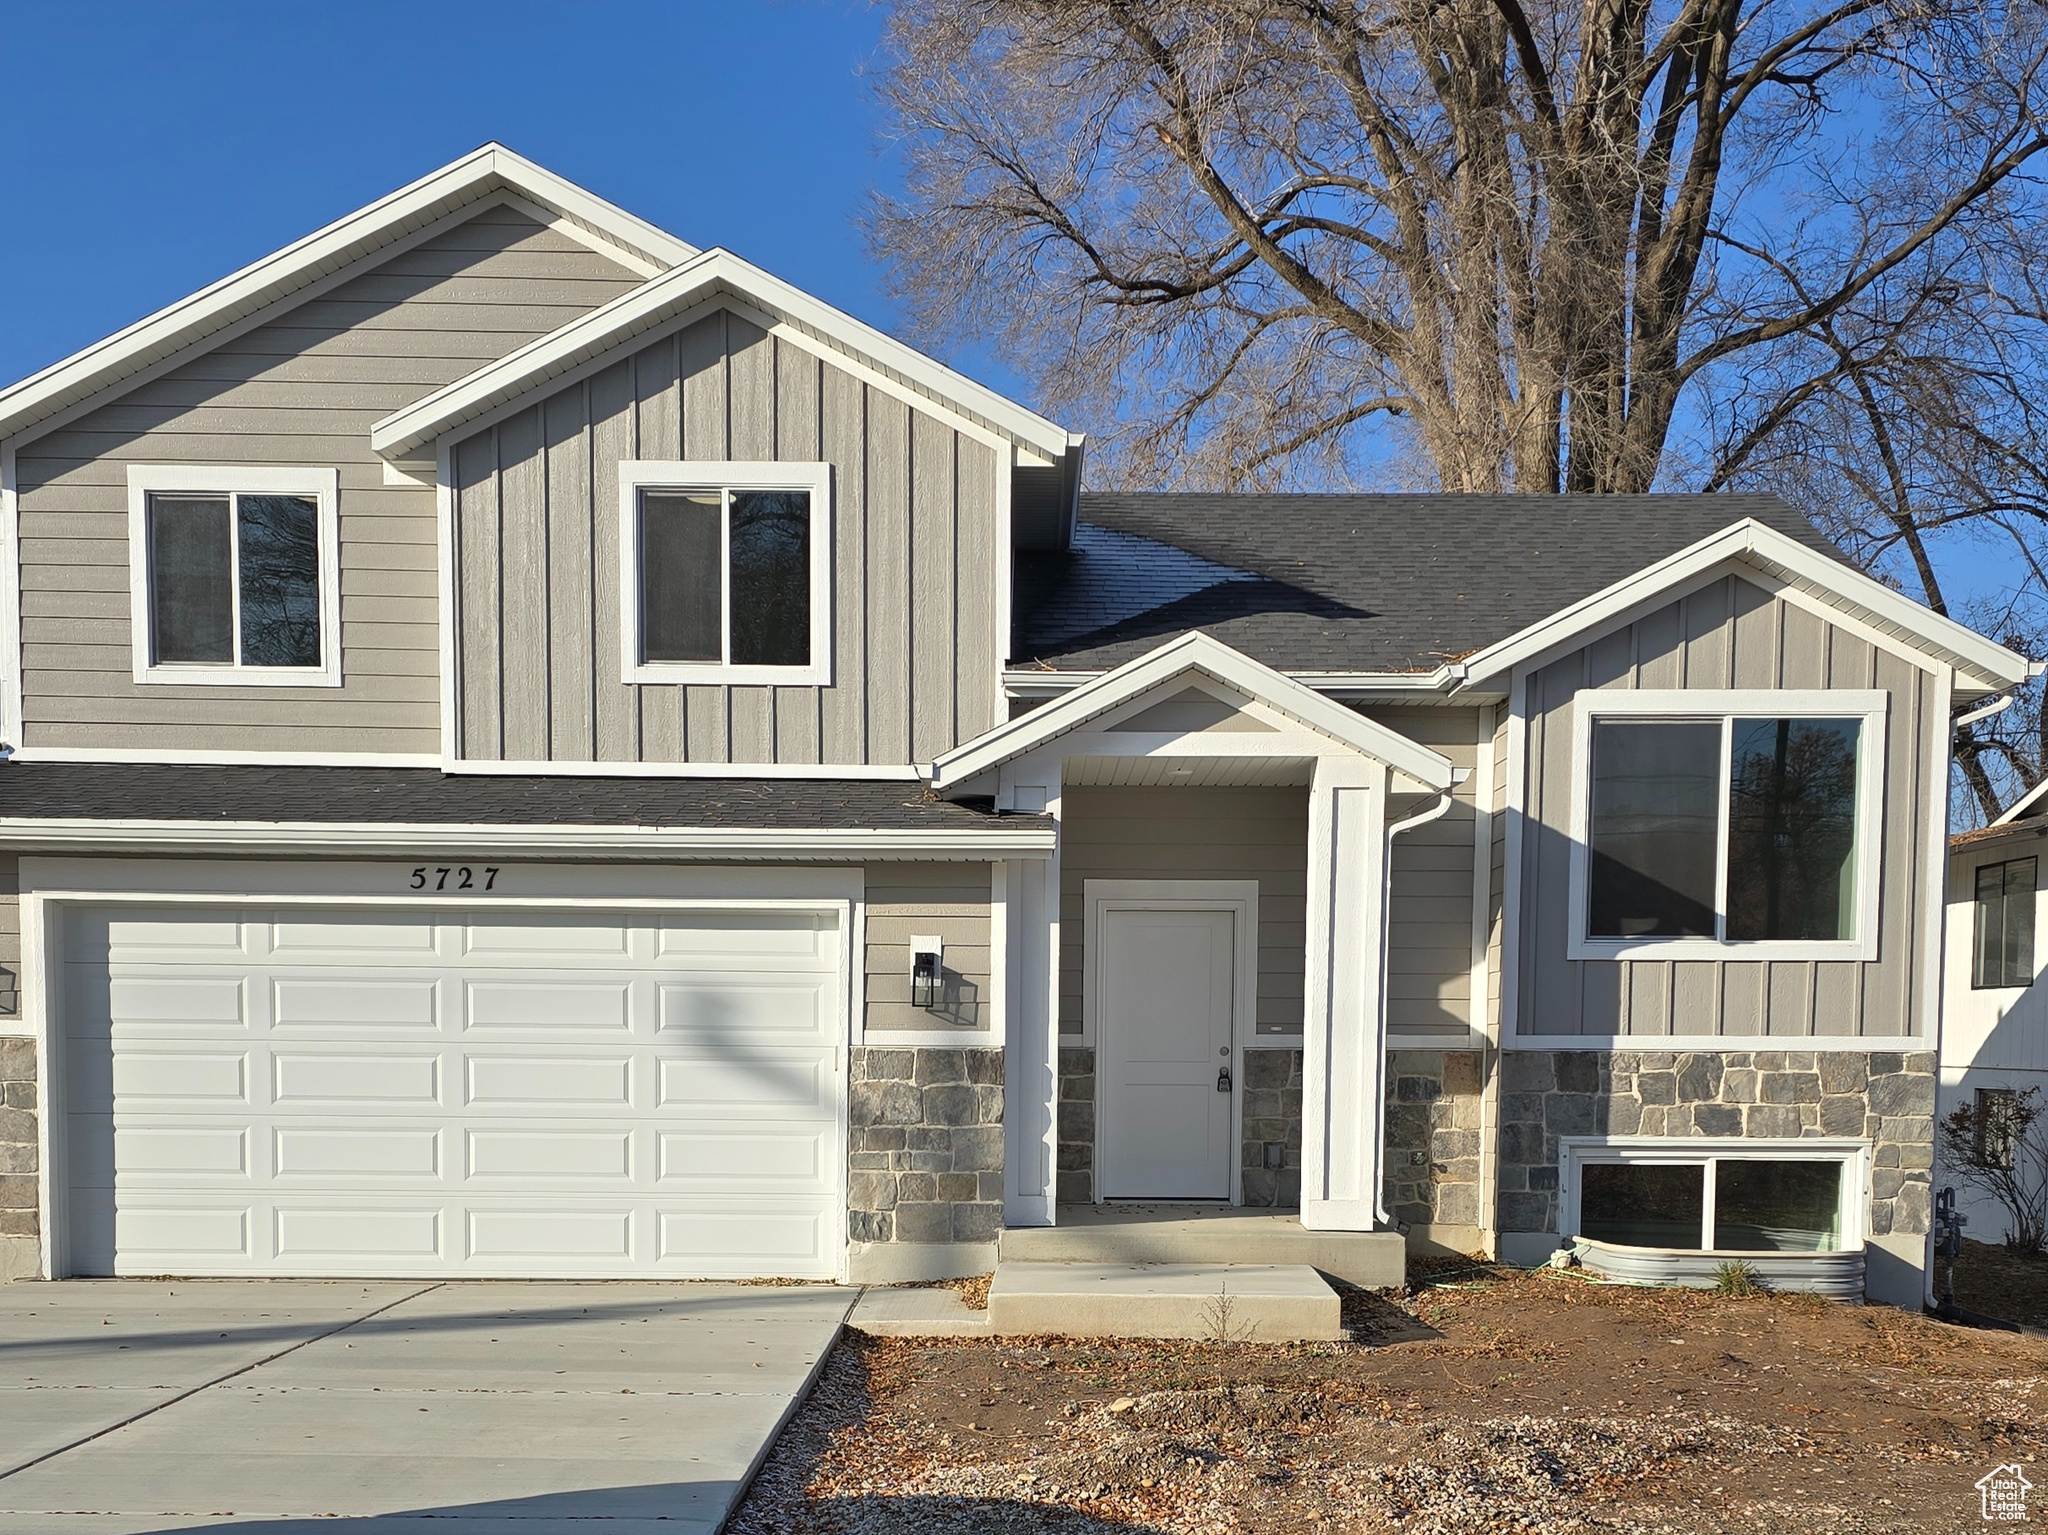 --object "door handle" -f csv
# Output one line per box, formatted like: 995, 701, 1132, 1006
1217, 1066, 1233, 1093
